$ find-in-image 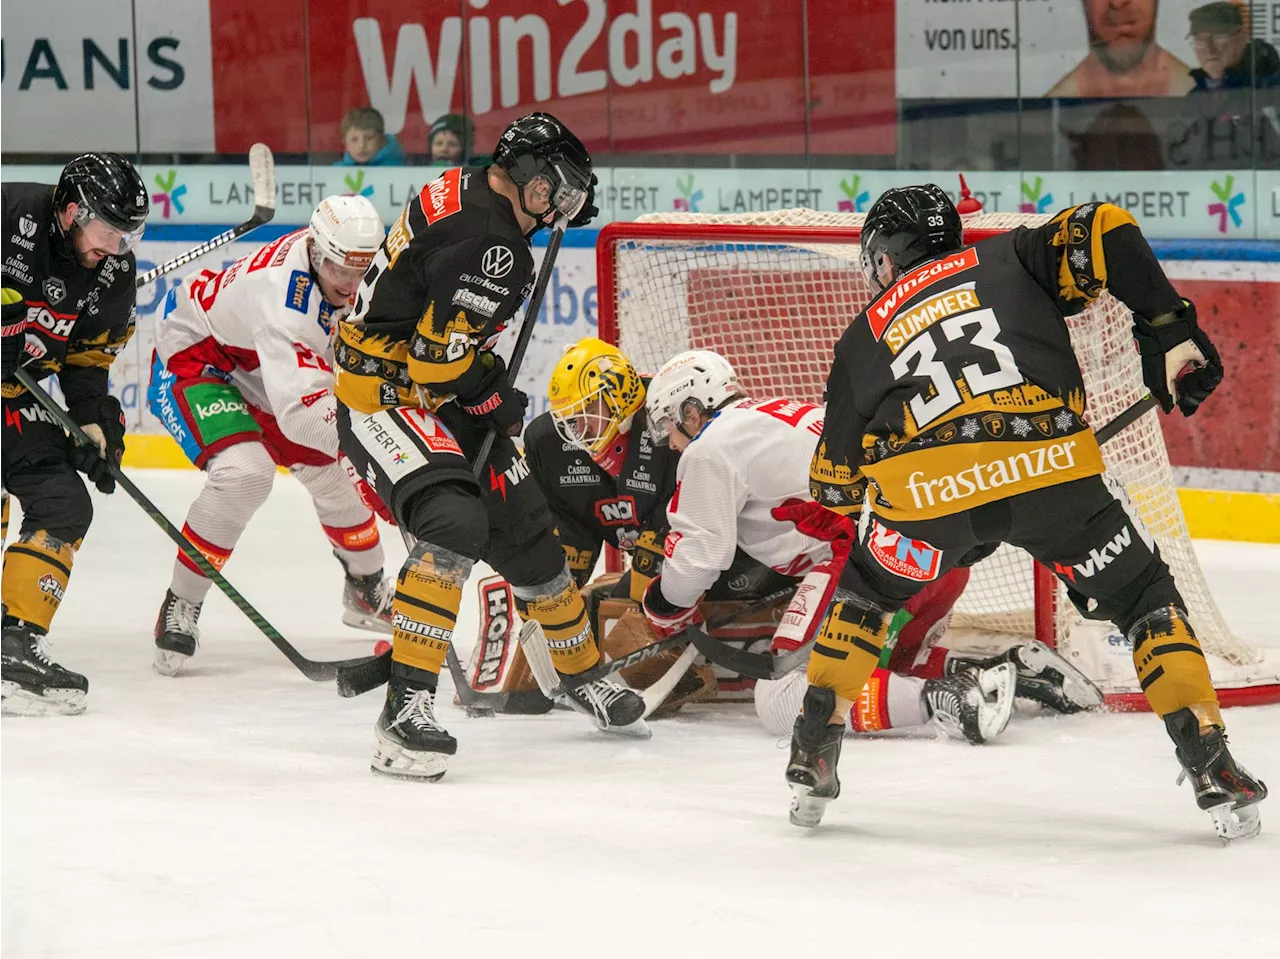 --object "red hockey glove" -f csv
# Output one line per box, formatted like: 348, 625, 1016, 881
642, 575, 703, 639
771, 499, 855, 565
